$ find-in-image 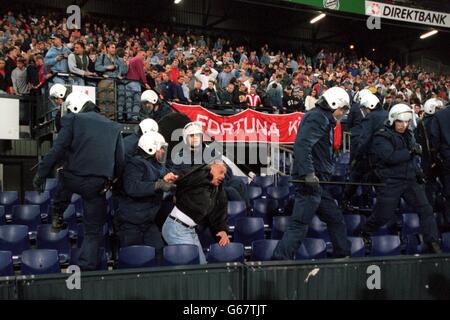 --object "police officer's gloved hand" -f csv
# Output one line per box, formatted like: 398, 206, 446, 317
410, 143, 423, 156
155, 179, 176, 193
32, 174, 45, 193
305, 172, 320, 191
